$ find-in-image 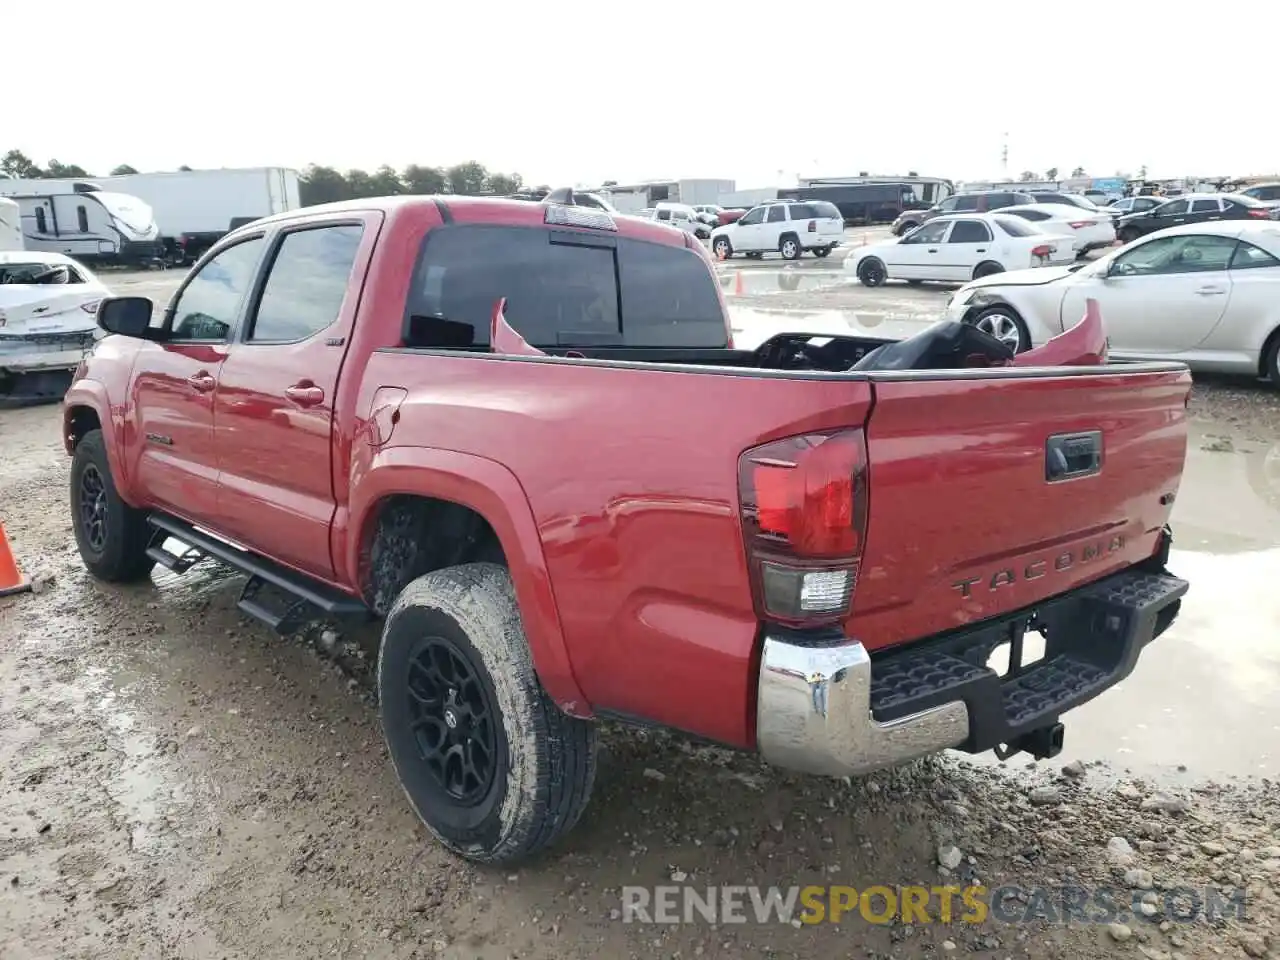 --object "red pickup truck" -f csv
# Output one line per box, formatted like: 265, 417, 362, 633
63, 195, 1191, 864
